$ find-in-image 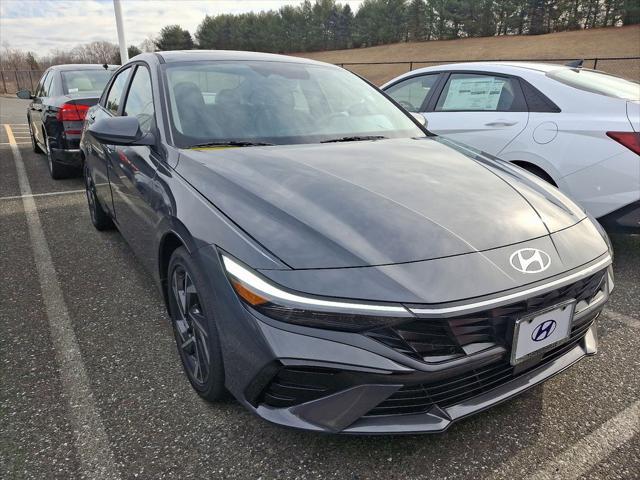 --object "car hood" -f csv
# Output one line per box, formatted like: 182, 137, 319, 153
176, 137, 586, 269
